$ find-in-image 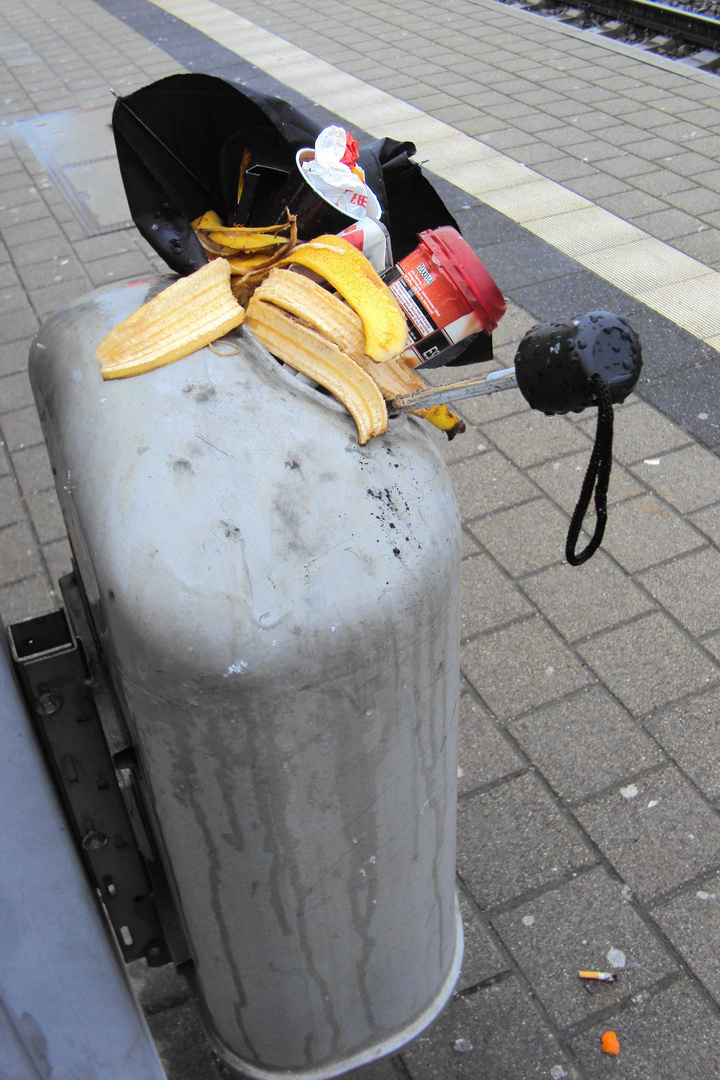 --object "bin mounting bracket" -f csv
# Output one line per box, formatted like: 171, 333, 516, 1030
7, 576, 178, 967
